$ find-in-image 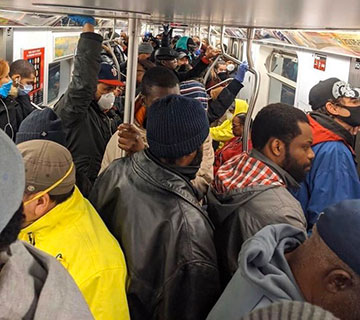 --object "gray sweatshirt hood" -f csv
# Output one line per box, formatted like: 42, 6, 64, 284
207, 224, 306, 320
0, 240, 93, 320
